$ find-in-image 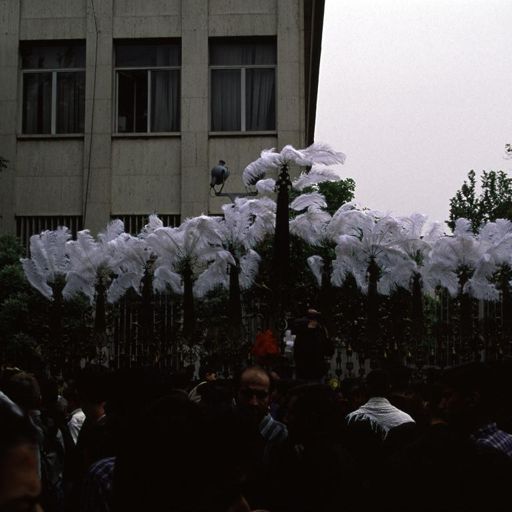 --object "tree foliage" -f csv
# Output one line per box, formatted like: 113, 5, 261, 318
290, 178, 355, 216
448, 170, 512, 232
